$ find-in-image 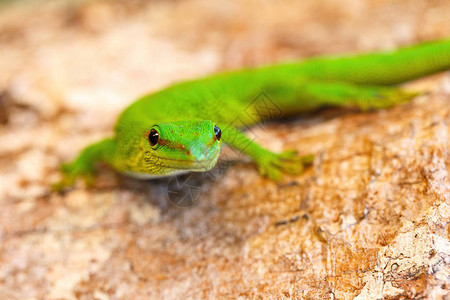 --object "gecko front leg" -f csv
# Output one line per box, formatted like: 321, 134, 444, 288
219, 124, 313, 181
53, 138, 117, 191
